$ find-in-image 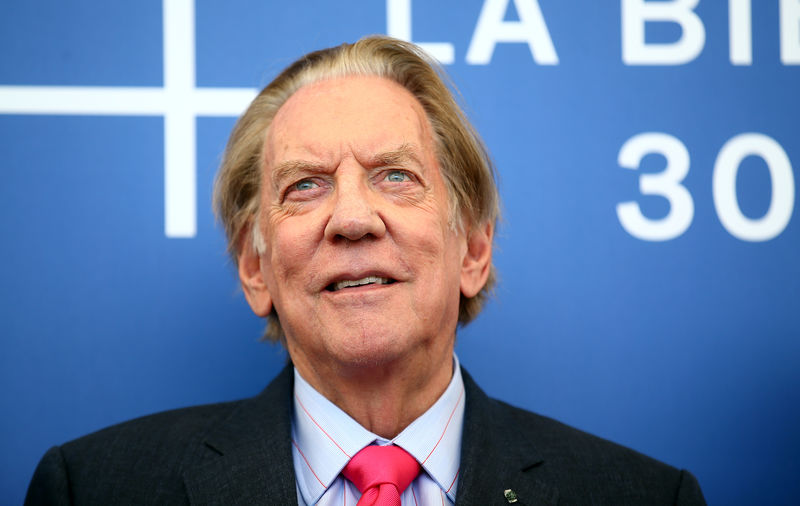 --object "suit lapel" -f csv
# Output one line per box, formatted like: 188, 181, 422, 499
182, 364, 297, 505
456, 369, 558, 506
179, 363, 558, 505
